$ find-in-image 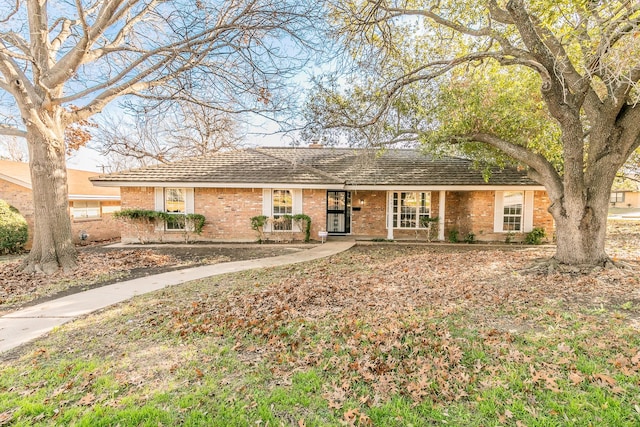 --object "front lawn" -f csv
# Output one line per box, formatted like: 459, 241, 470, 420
1, 224, 640, 425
